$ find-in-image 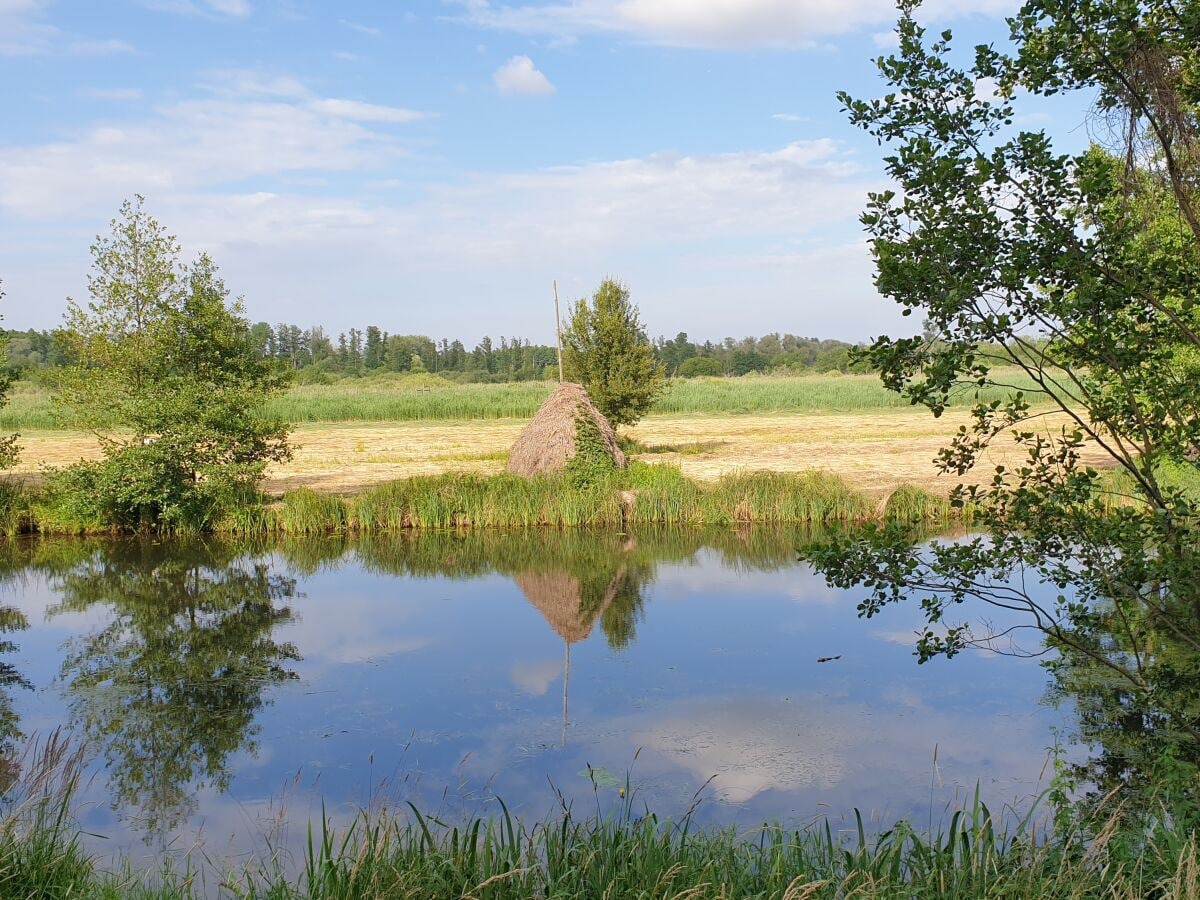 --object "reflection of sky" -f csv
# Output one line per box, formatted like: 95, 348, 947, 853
0, 538, 1065, 863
